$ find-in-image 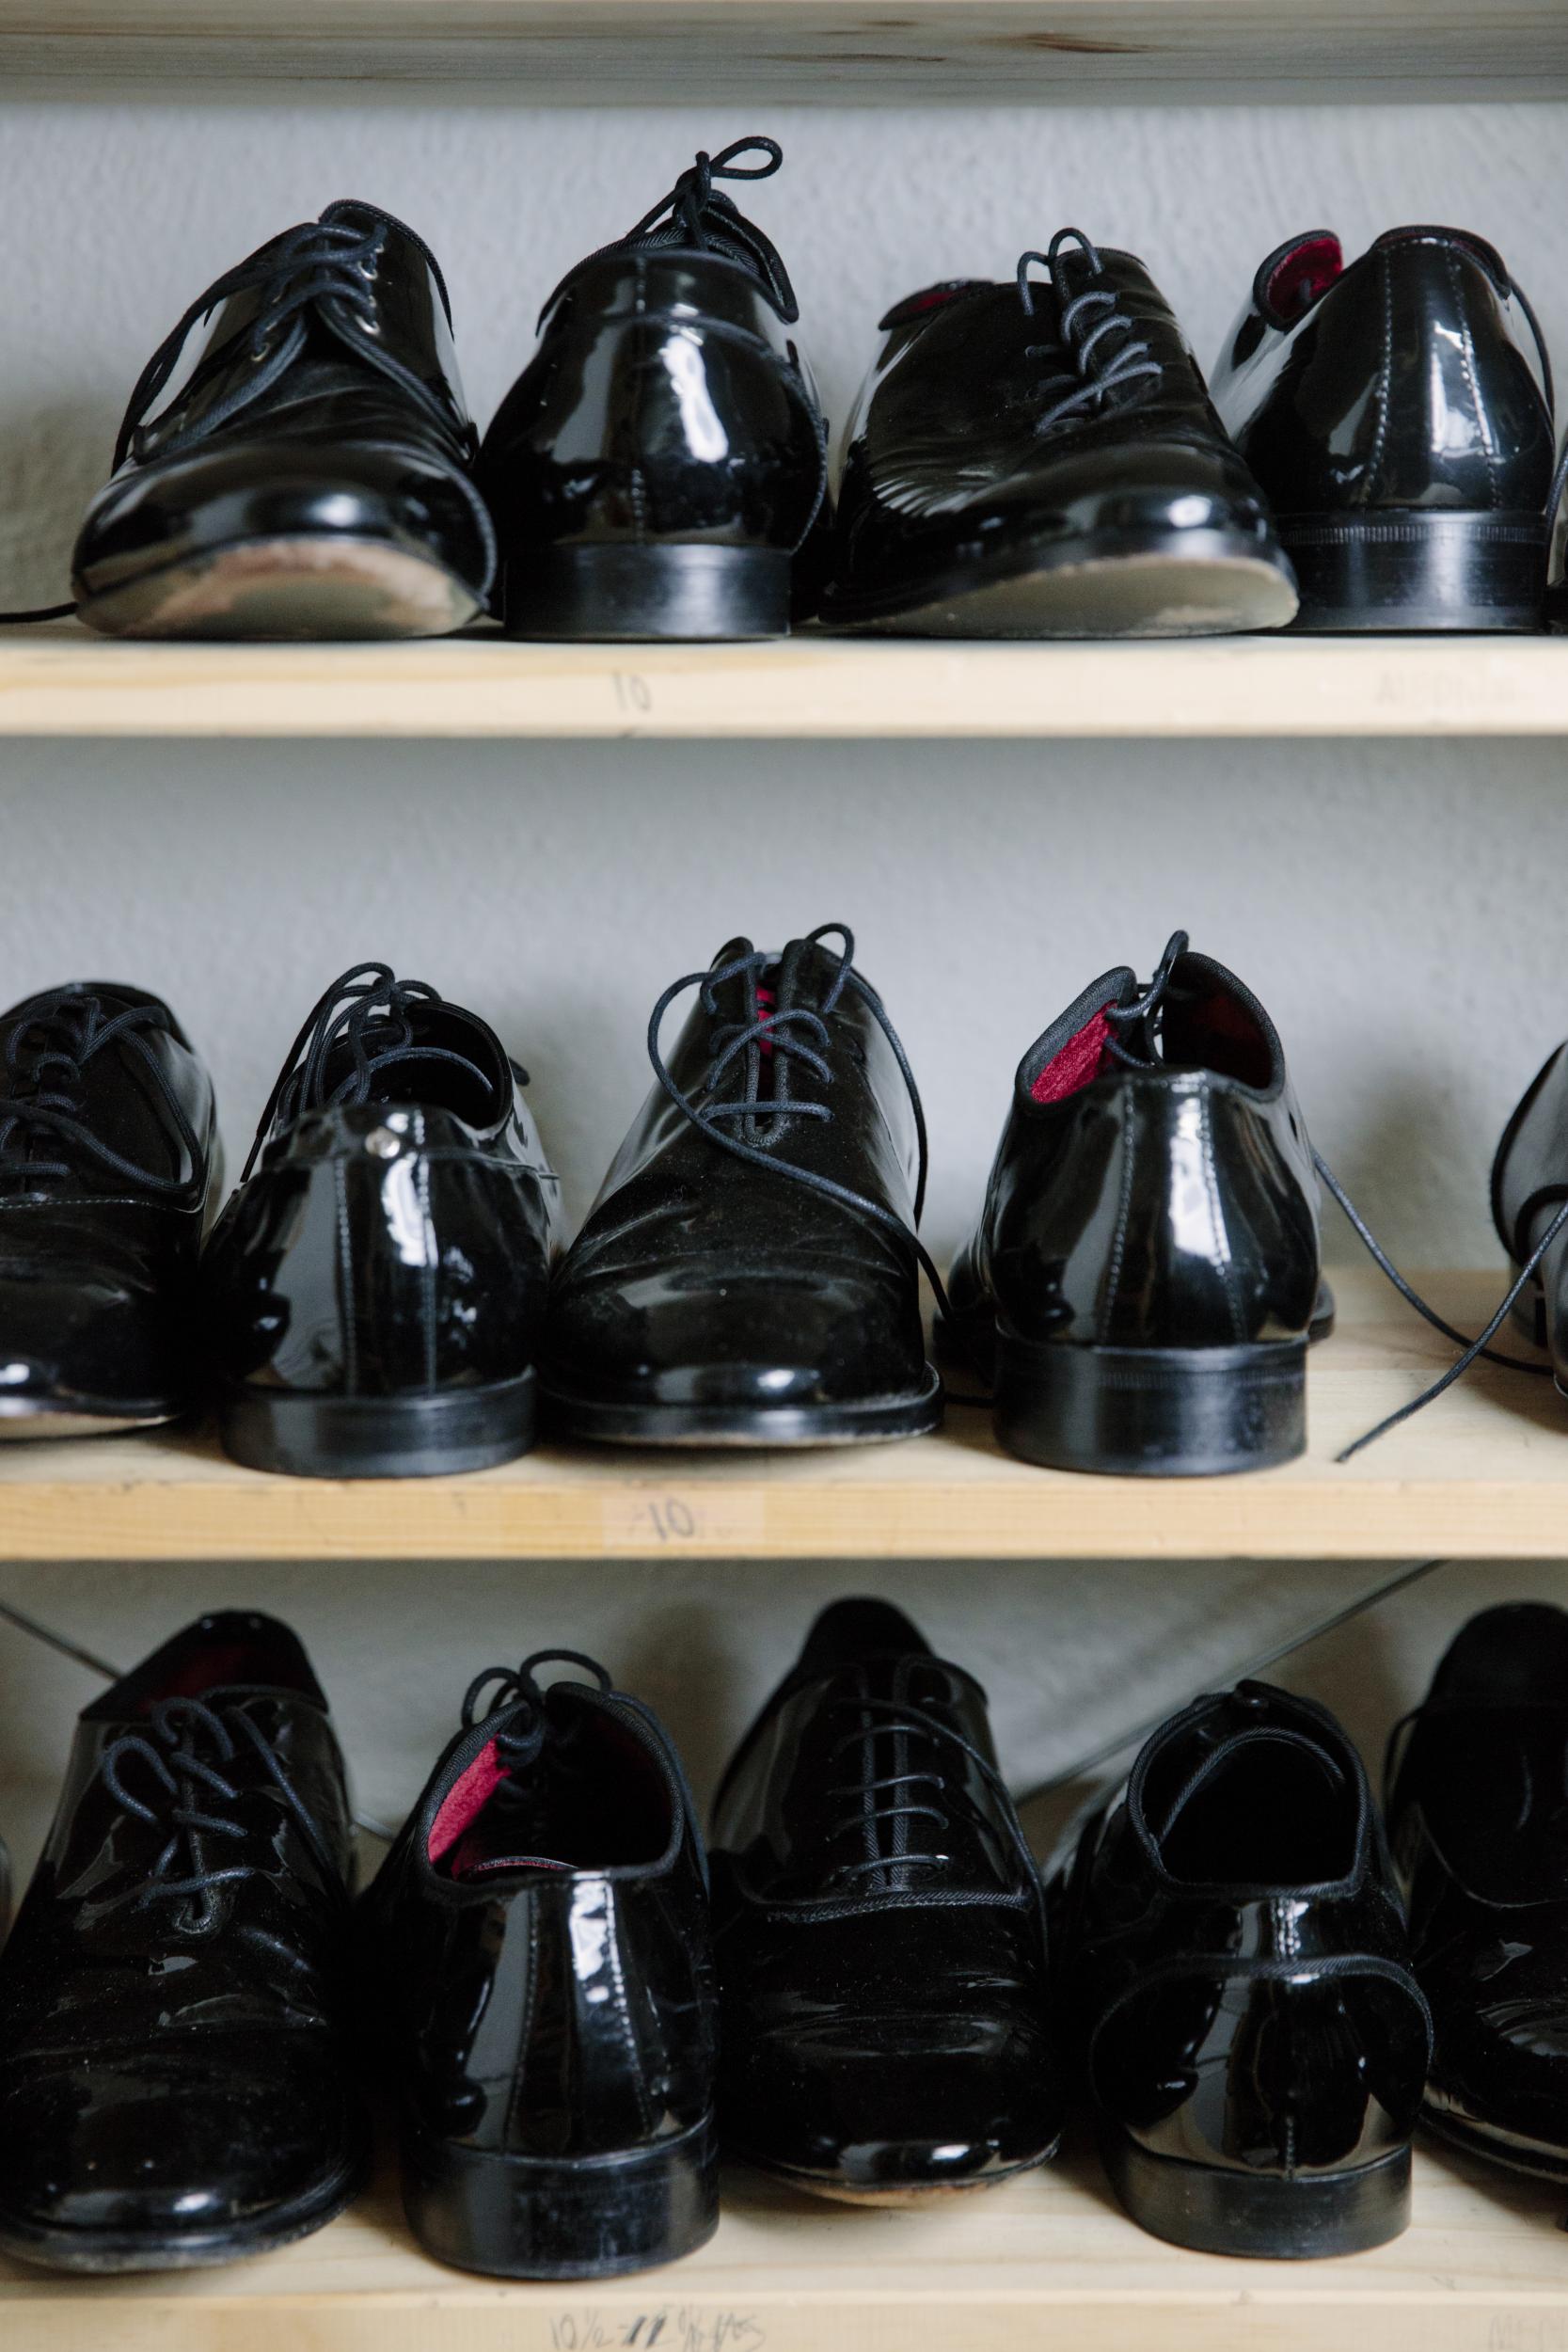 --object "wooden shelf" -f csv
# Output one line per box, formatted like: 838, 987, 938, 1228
1, 627, 1566, 739
0, 0, 1561, 103
0, 1270, 1562, 1561
2, 2143, 1564, 2352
